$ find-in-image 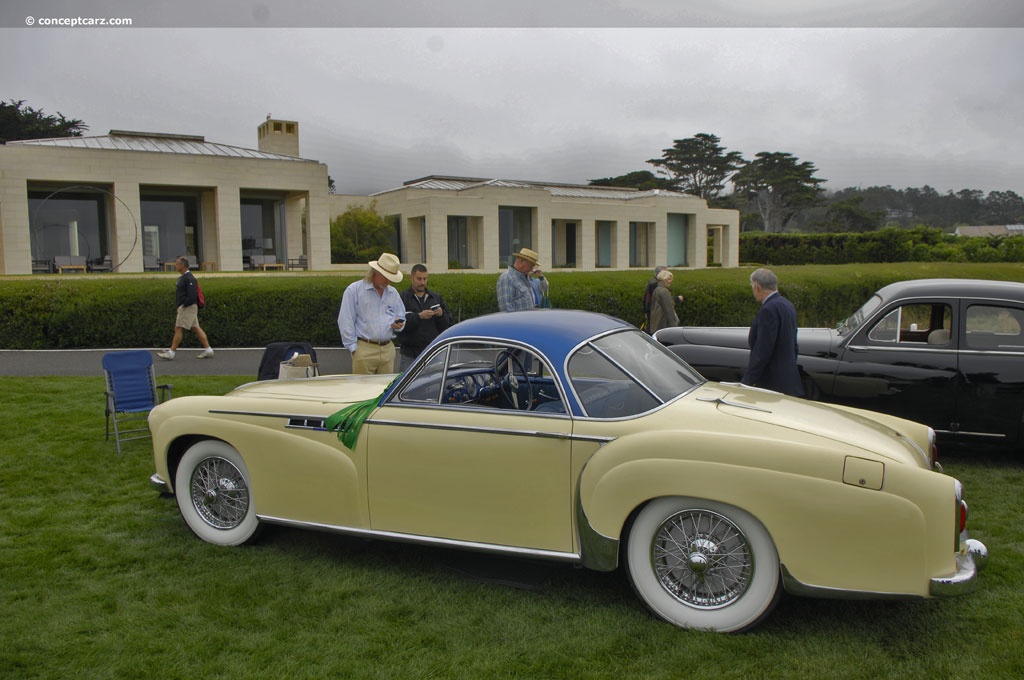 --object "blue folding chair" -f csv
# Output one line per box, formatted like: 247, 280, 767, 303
103, 350, 172, 454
